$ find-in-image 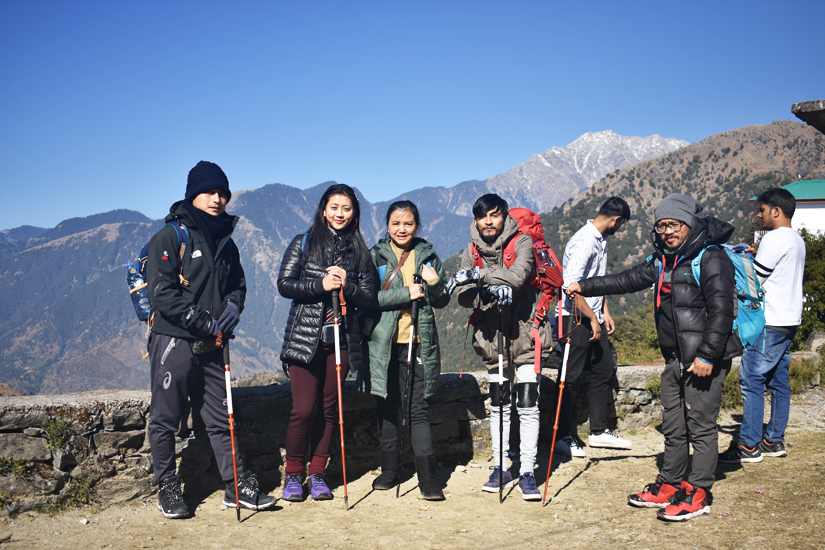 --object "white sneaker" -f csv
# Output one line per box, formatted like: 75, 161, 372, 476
555, 435, 586, 458
588, 429, 632, 449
